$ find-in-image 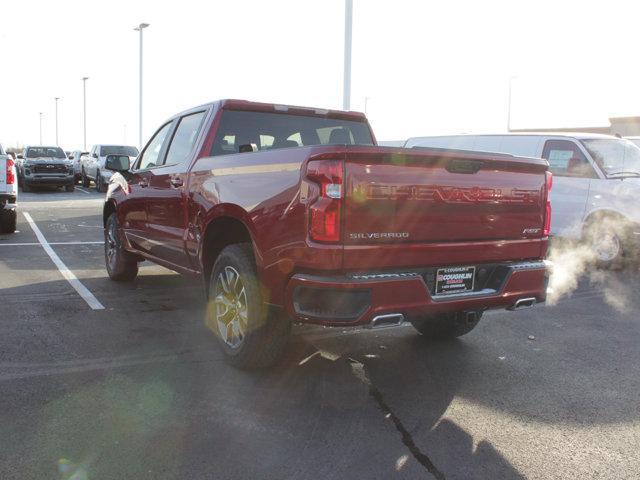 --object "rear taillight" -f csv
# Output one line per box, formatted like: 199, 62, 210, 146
6, 158, 15, 185
306, 159, 343, 243
543, 171, 552, 236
